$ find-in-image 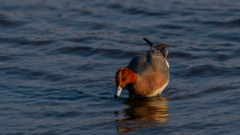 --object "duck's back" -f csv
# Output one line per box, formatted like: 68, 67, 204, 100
127, 52, 169, 78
